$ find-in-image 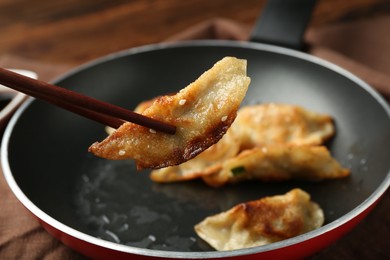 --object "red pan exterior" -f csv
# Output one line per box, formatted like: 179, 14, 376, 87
27, 178, 384, 259
2, 41, 389, 259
